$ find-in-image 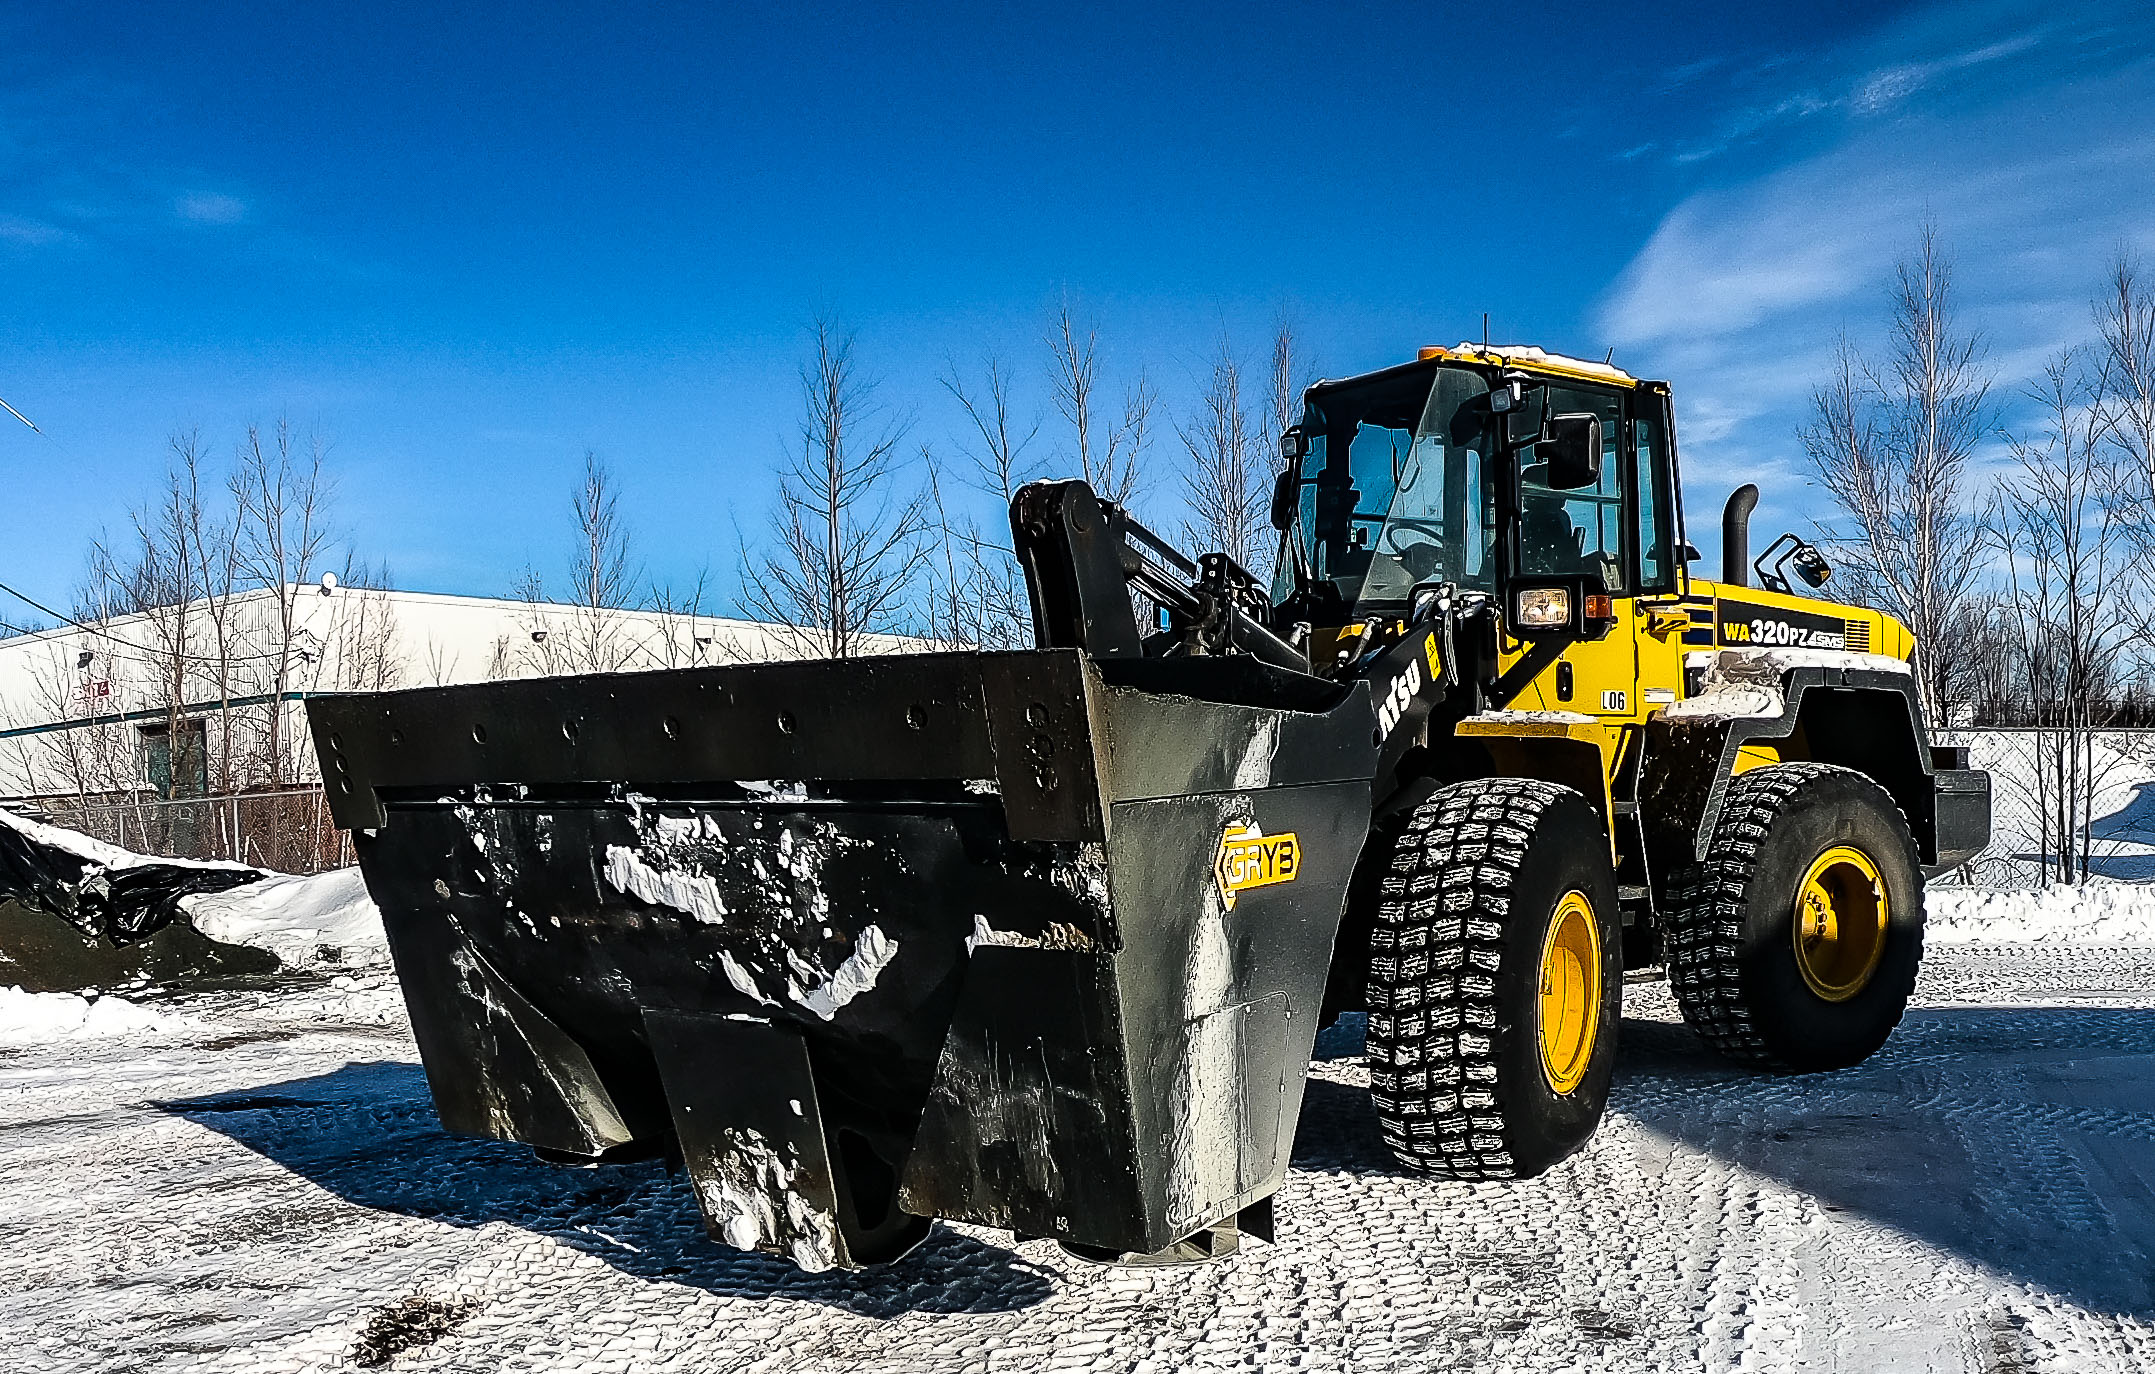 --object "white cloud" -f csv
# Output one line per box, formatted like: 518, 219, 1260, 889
1600, 182, 1890, 346
0, 213, 64, 245
1851, 29, 2046, 114
1850, 65, 1926, 114
175, 191, 246, 225
1594, 11, 2155, 556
